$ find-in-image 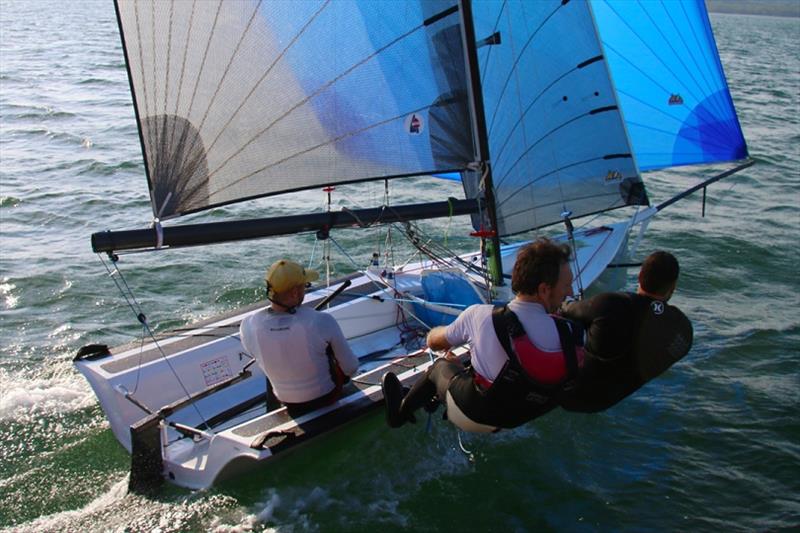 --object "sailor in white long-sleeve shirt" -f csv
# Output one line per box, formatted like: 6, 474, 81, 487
240, 259, 359, 416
